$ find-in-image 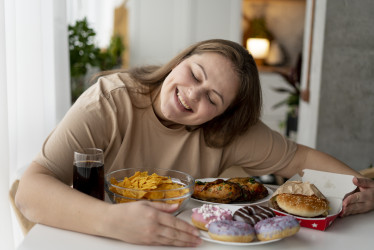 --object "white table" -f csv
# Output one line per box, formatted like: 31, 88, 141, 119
17, 198, 374, 250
